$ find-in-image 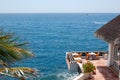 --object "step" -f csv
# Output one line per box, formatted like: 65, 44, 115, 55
109, 66, 119, 77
